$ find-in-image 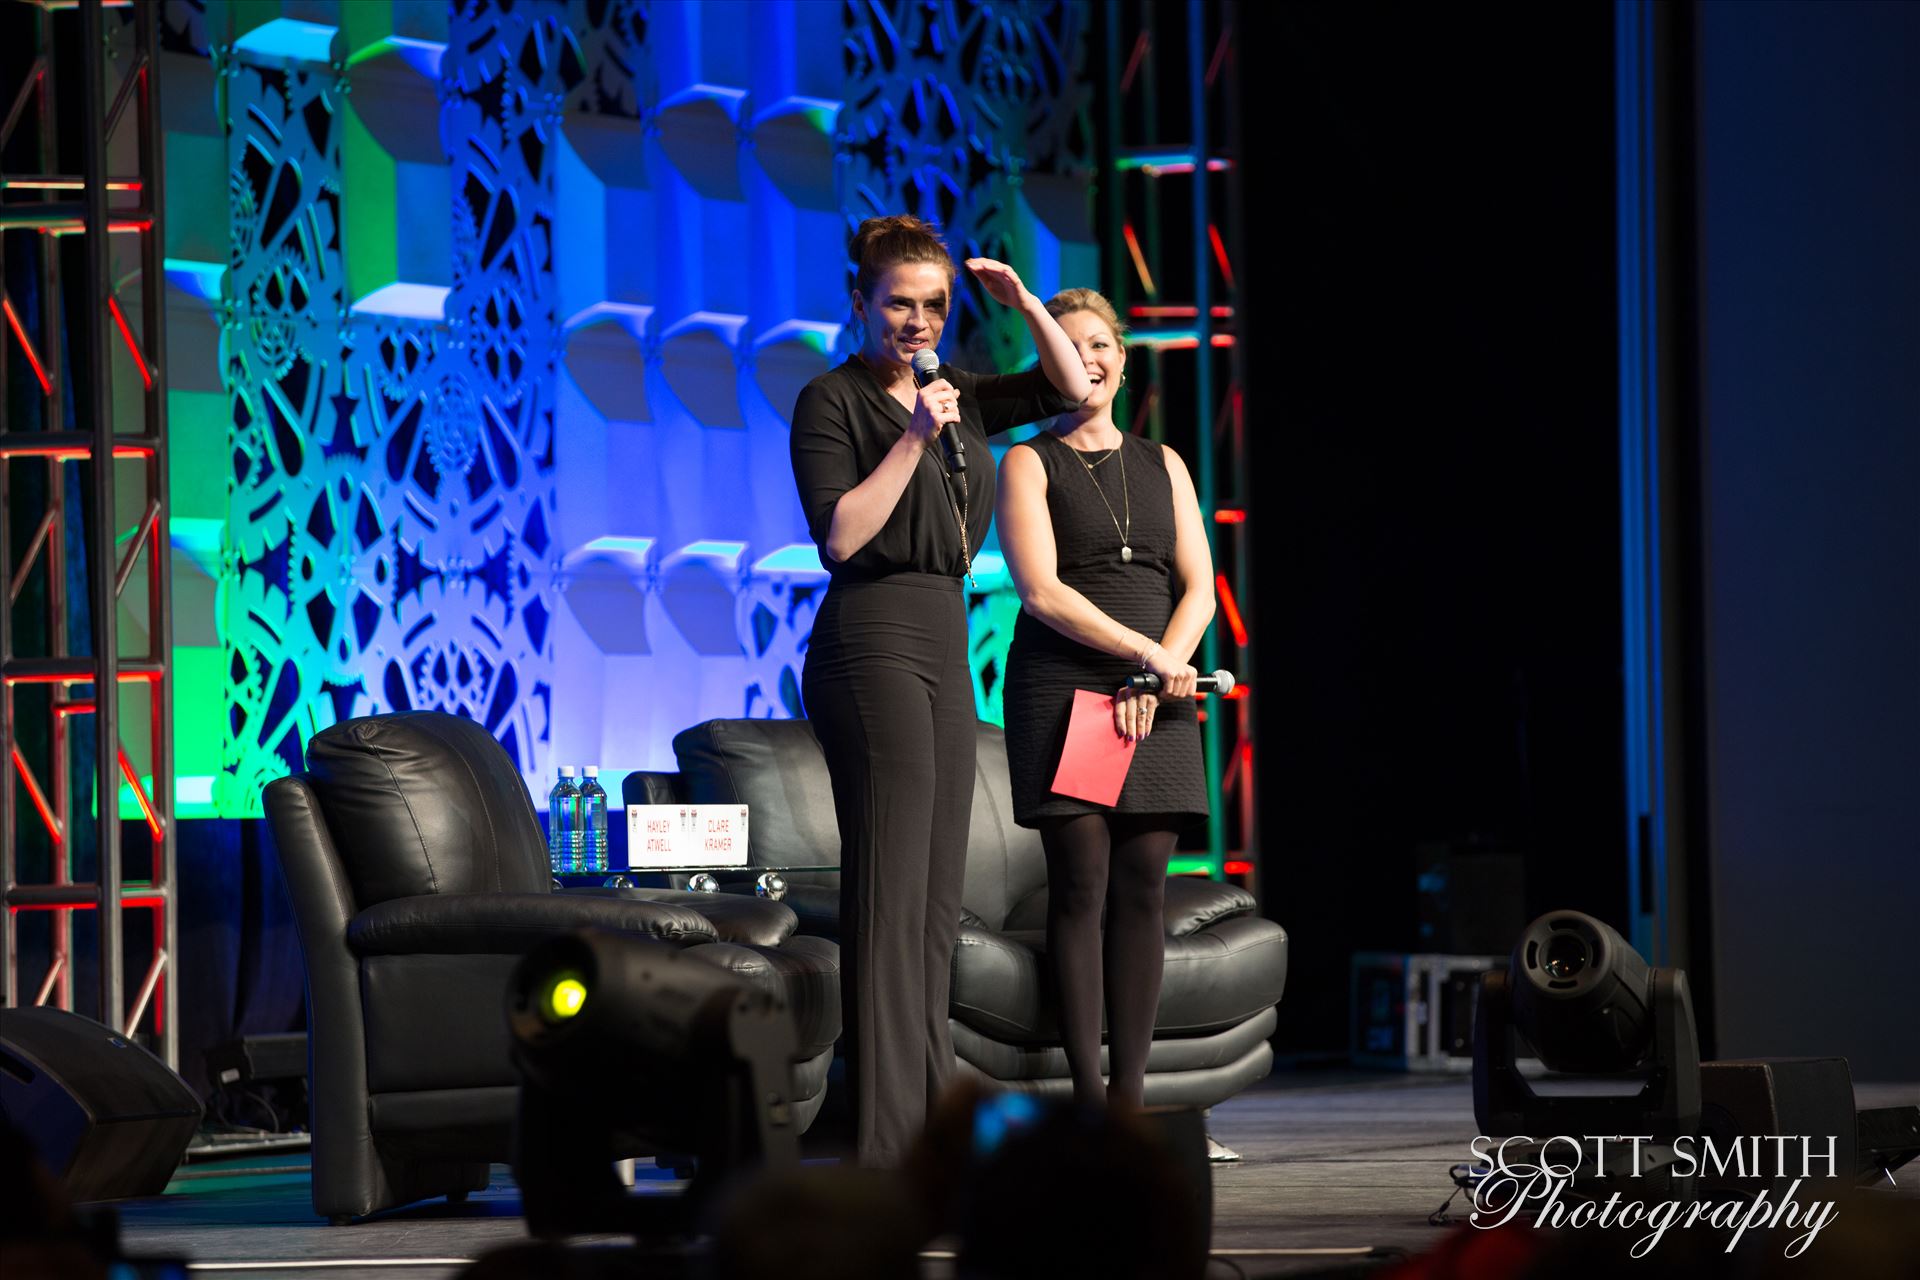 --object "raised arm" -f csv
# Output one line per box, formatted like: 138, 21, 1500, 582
966, 259, 1094, 406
